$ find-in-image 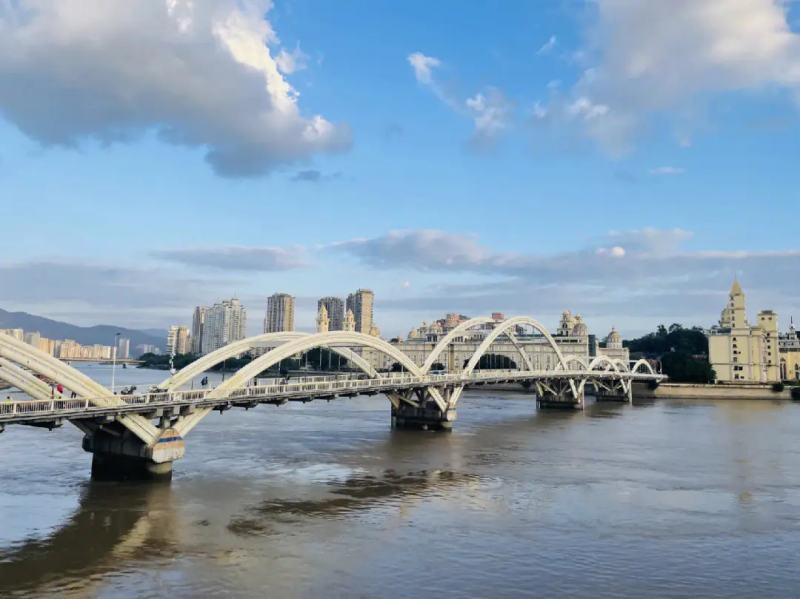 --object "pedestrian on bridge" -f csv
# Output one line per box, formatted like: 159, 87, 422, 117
56, 384, 64, 395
